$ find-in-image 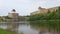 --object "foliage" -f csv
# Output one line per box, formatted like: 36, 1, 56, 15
29, 7, 60, 32
5, 16, 12, 19
0, 29, 18, 34
20, 32, 24, 34
28, 7, 60, 21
